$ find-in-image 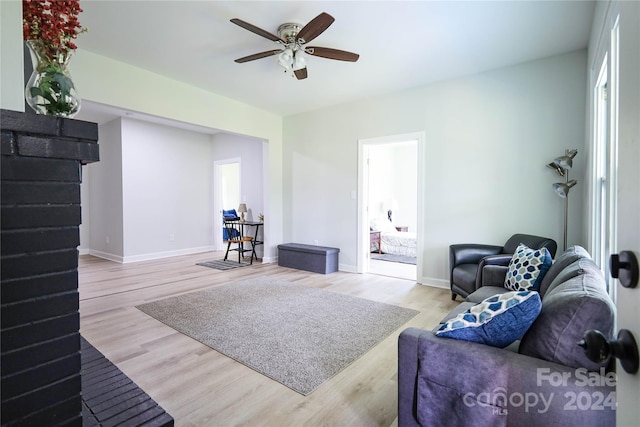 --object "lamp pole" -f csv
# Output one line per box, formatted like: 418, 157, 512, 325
563, 172, 569, 251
